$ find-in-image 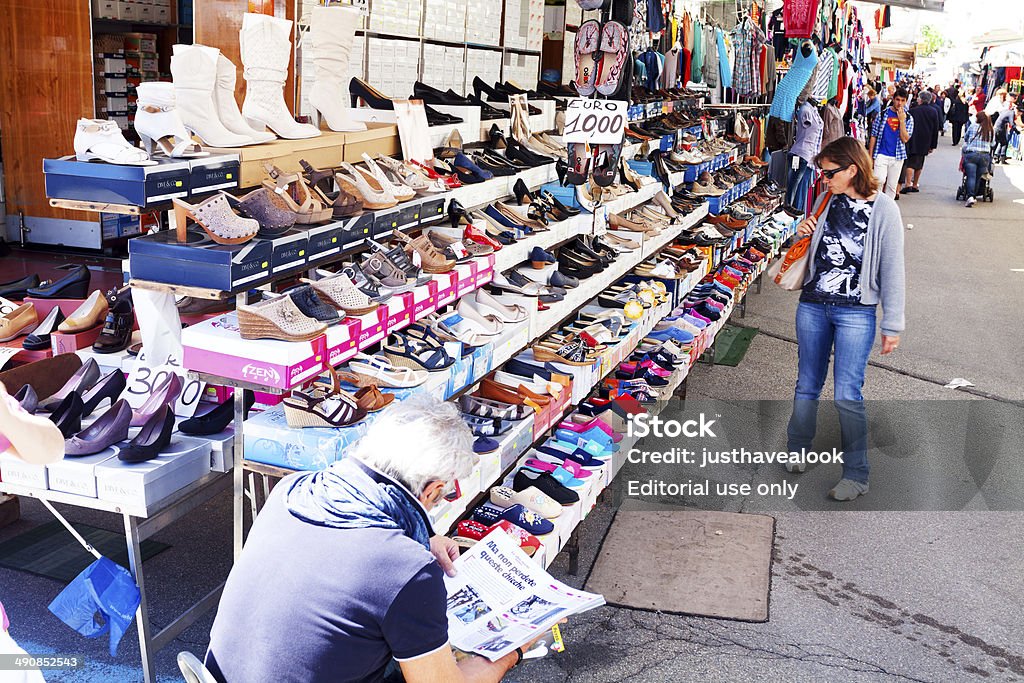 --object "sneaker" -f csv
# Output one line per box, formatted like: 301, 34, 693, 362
785, 461, 806, 473
828, 478, 869, 501
966, 196, 976, 208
